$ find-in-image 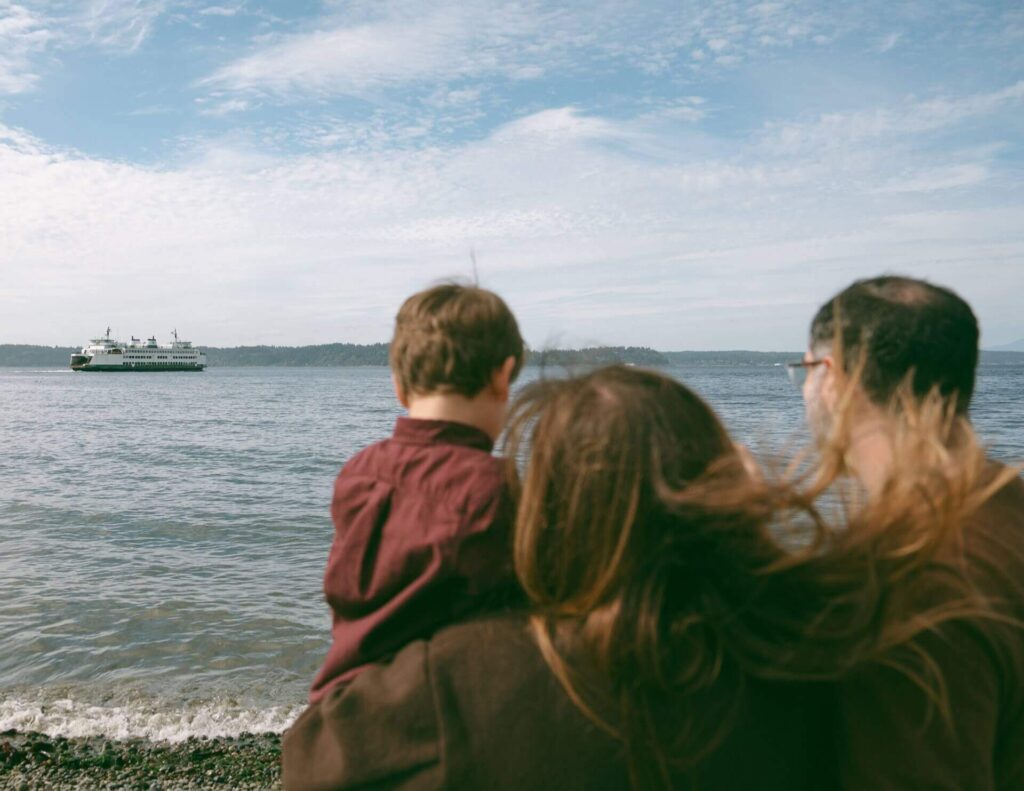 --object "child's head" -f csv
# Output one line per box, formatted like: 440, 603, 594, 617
390, 283, 524, 433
